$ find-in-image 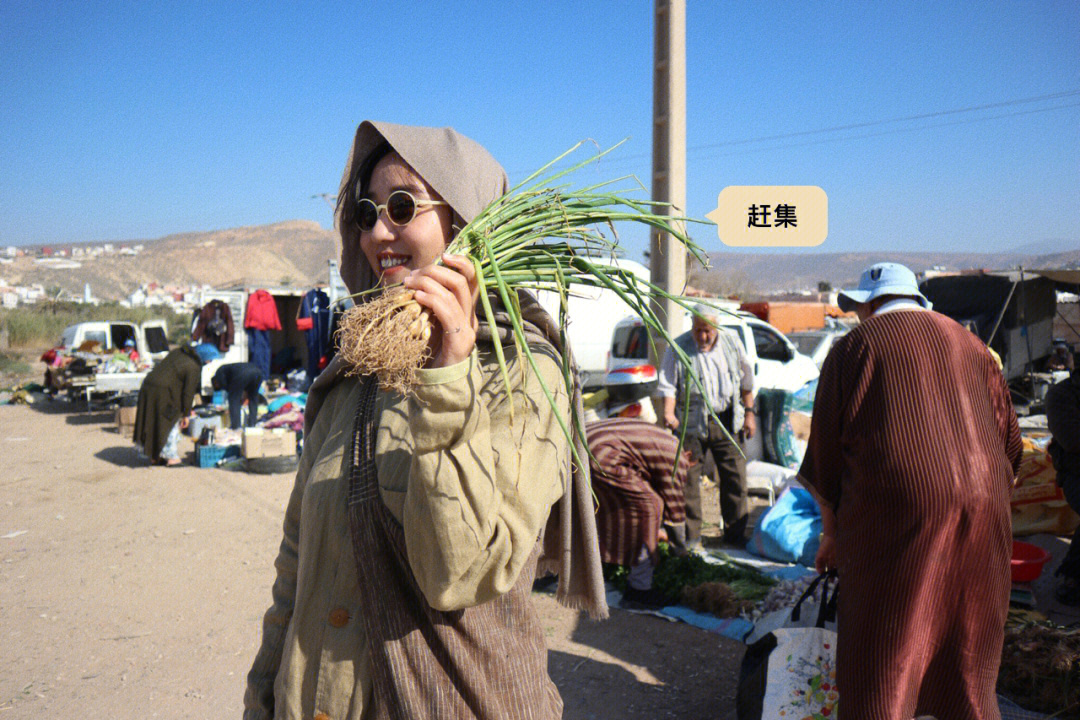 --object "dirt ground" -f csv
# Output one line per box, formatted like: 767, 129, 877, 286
0, 399, 745, 719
